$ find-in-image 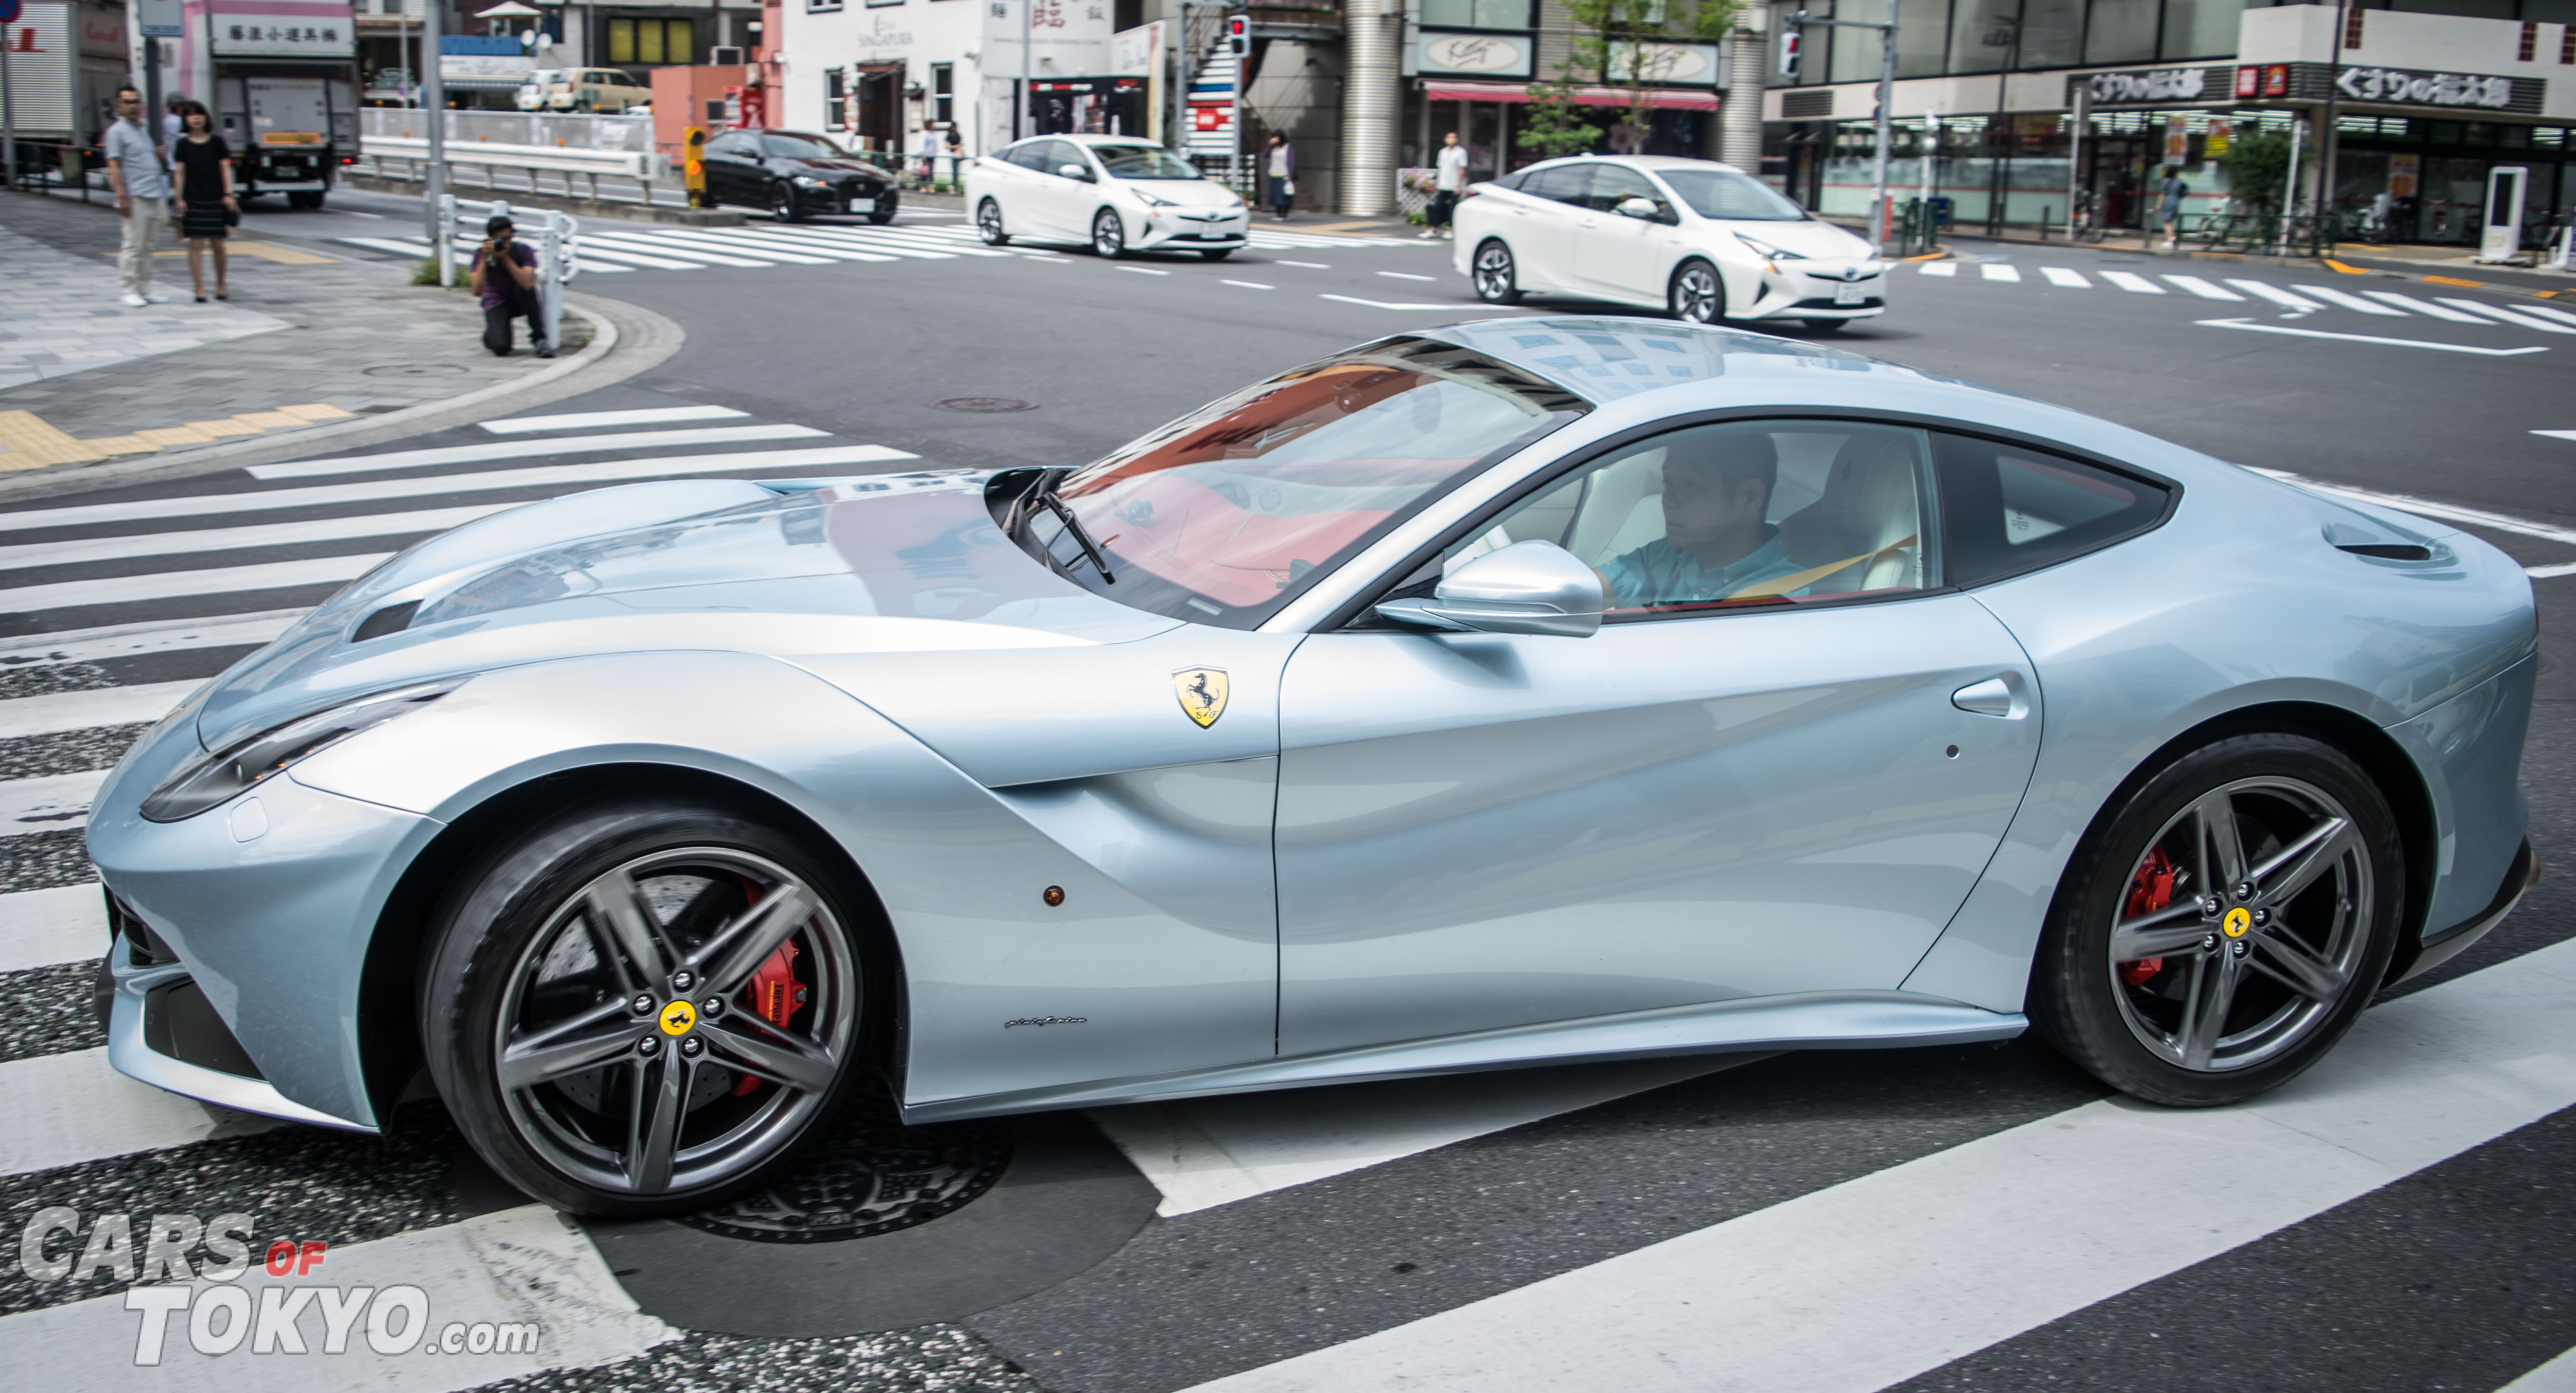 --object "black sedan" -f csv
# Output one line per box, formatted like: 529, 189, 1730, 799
700, 129, 901, 224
